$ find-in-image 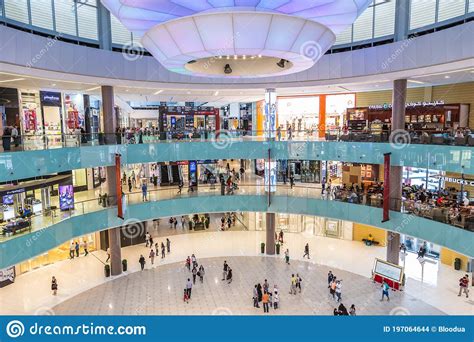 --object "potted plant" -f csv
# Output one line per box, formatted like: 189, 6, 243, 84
104, 264, 111, 277
276, 243, 280, 255
122, 259, 127, 272
260, 242, 265, 254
